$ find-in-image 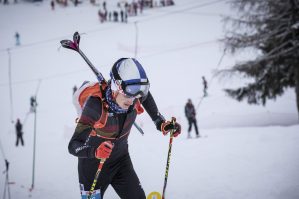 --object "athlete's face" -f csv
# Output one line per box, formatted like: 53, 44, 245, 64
114, 91, 135, 110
